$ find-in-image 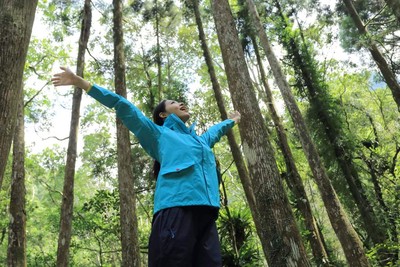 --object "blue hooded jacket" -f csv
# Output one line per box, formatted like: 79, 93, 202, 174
88, 84, 235, 214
